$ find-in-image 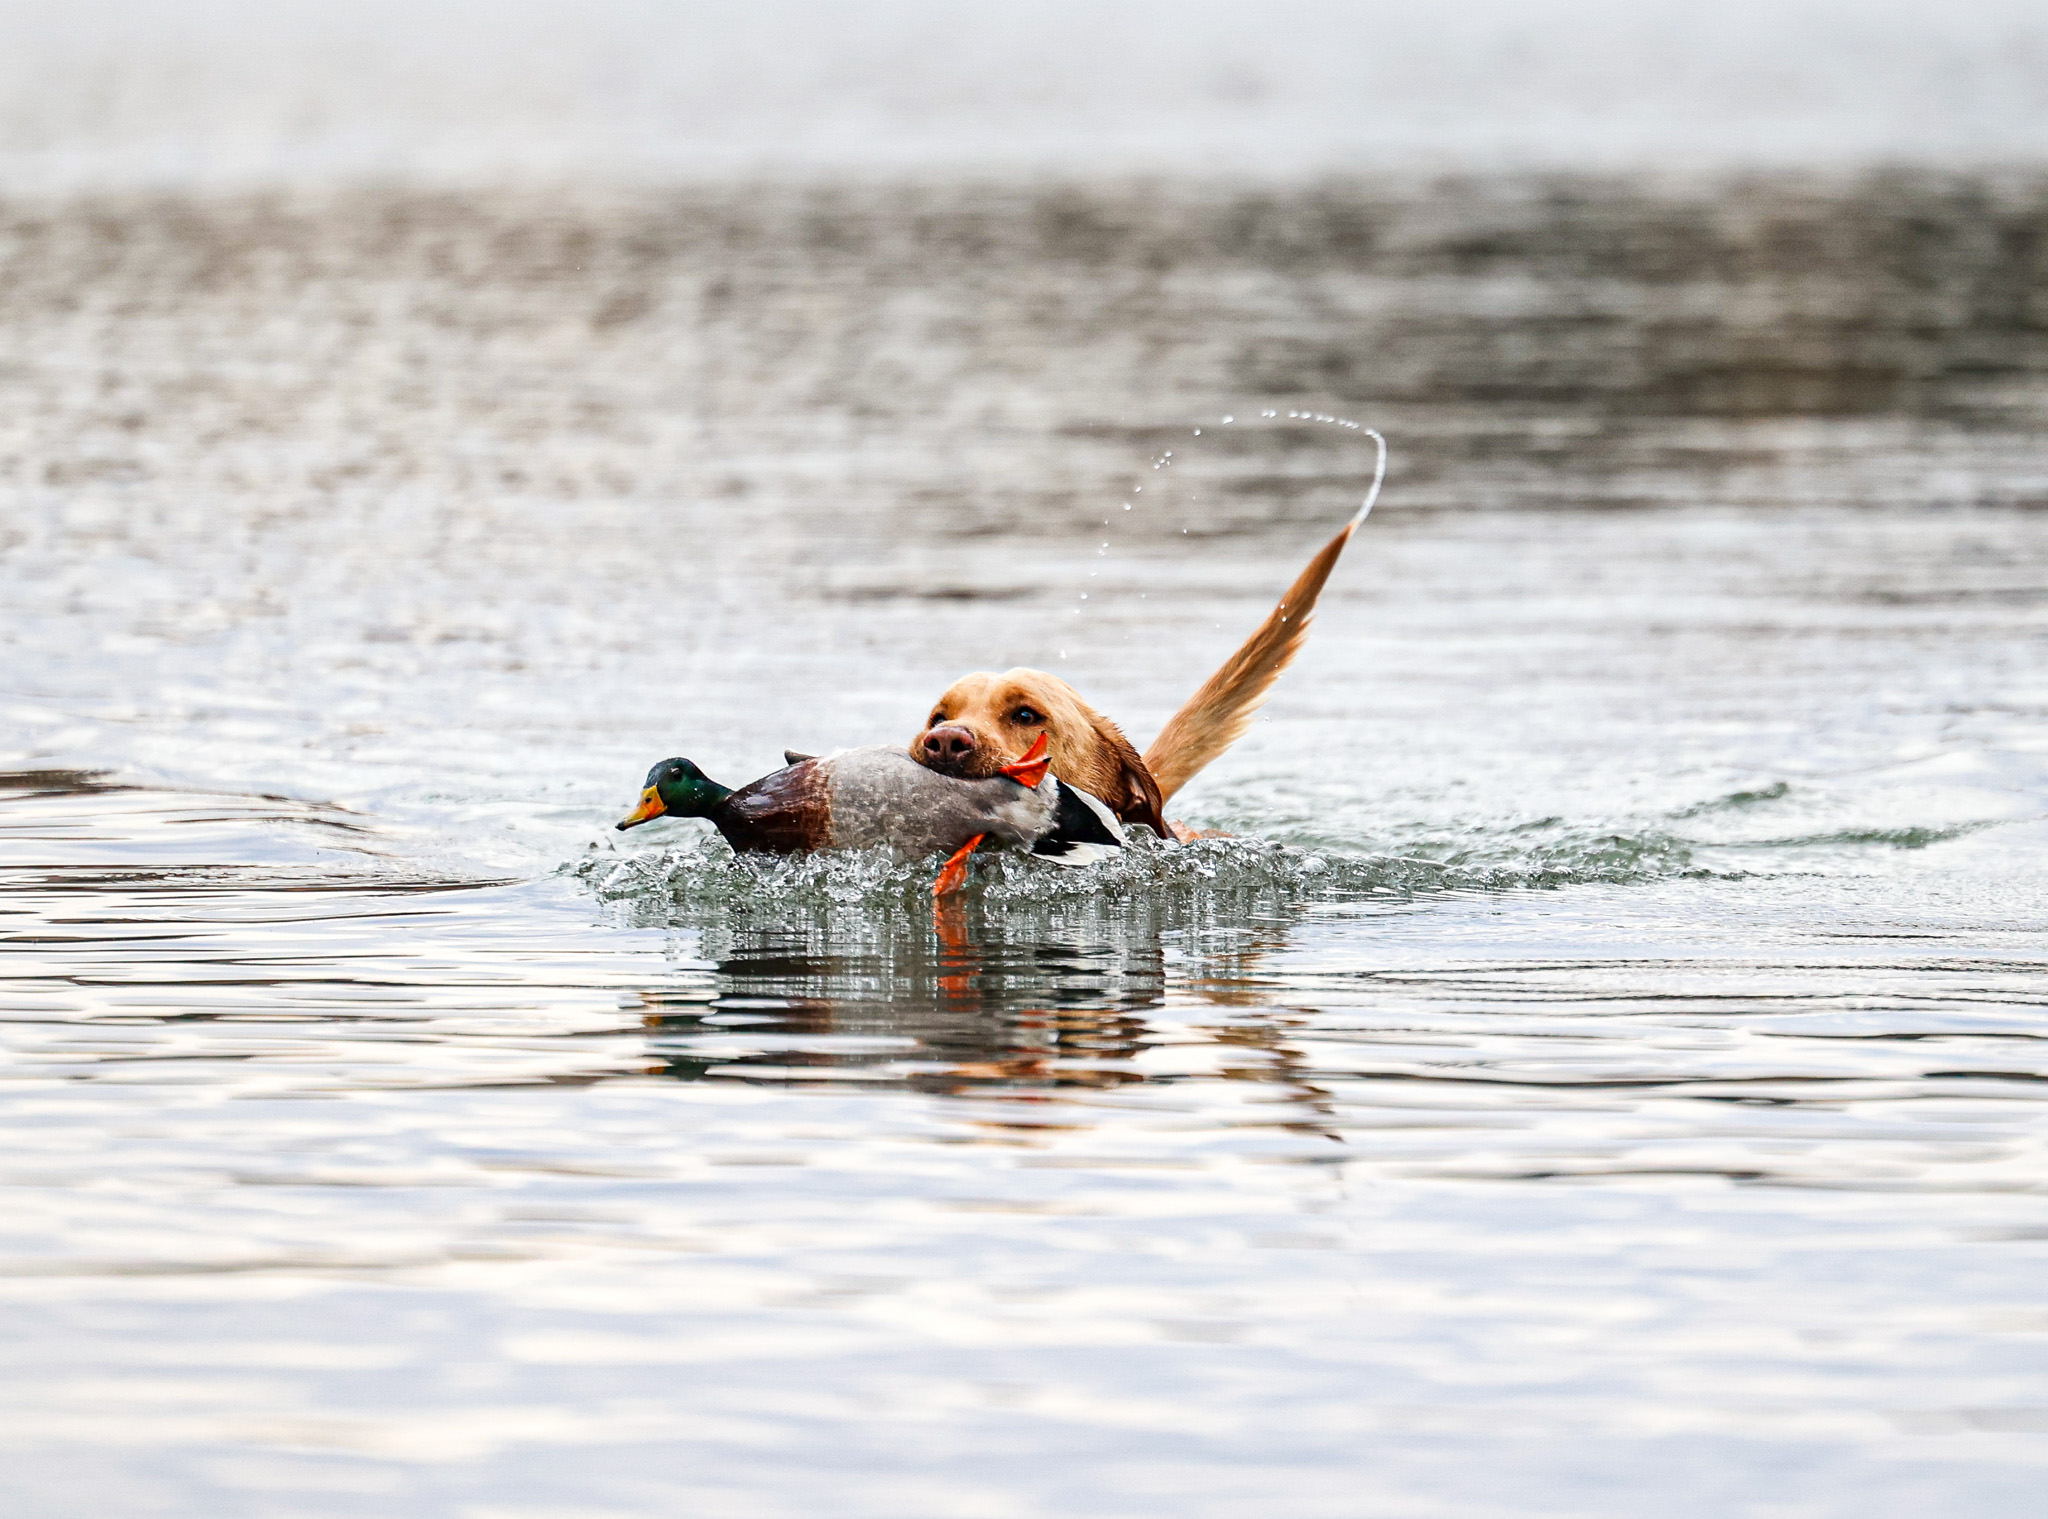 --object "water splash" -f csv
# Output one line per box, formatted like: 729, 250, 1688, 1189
1077, 408, 1386, 639
573, 817, 1720, 920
